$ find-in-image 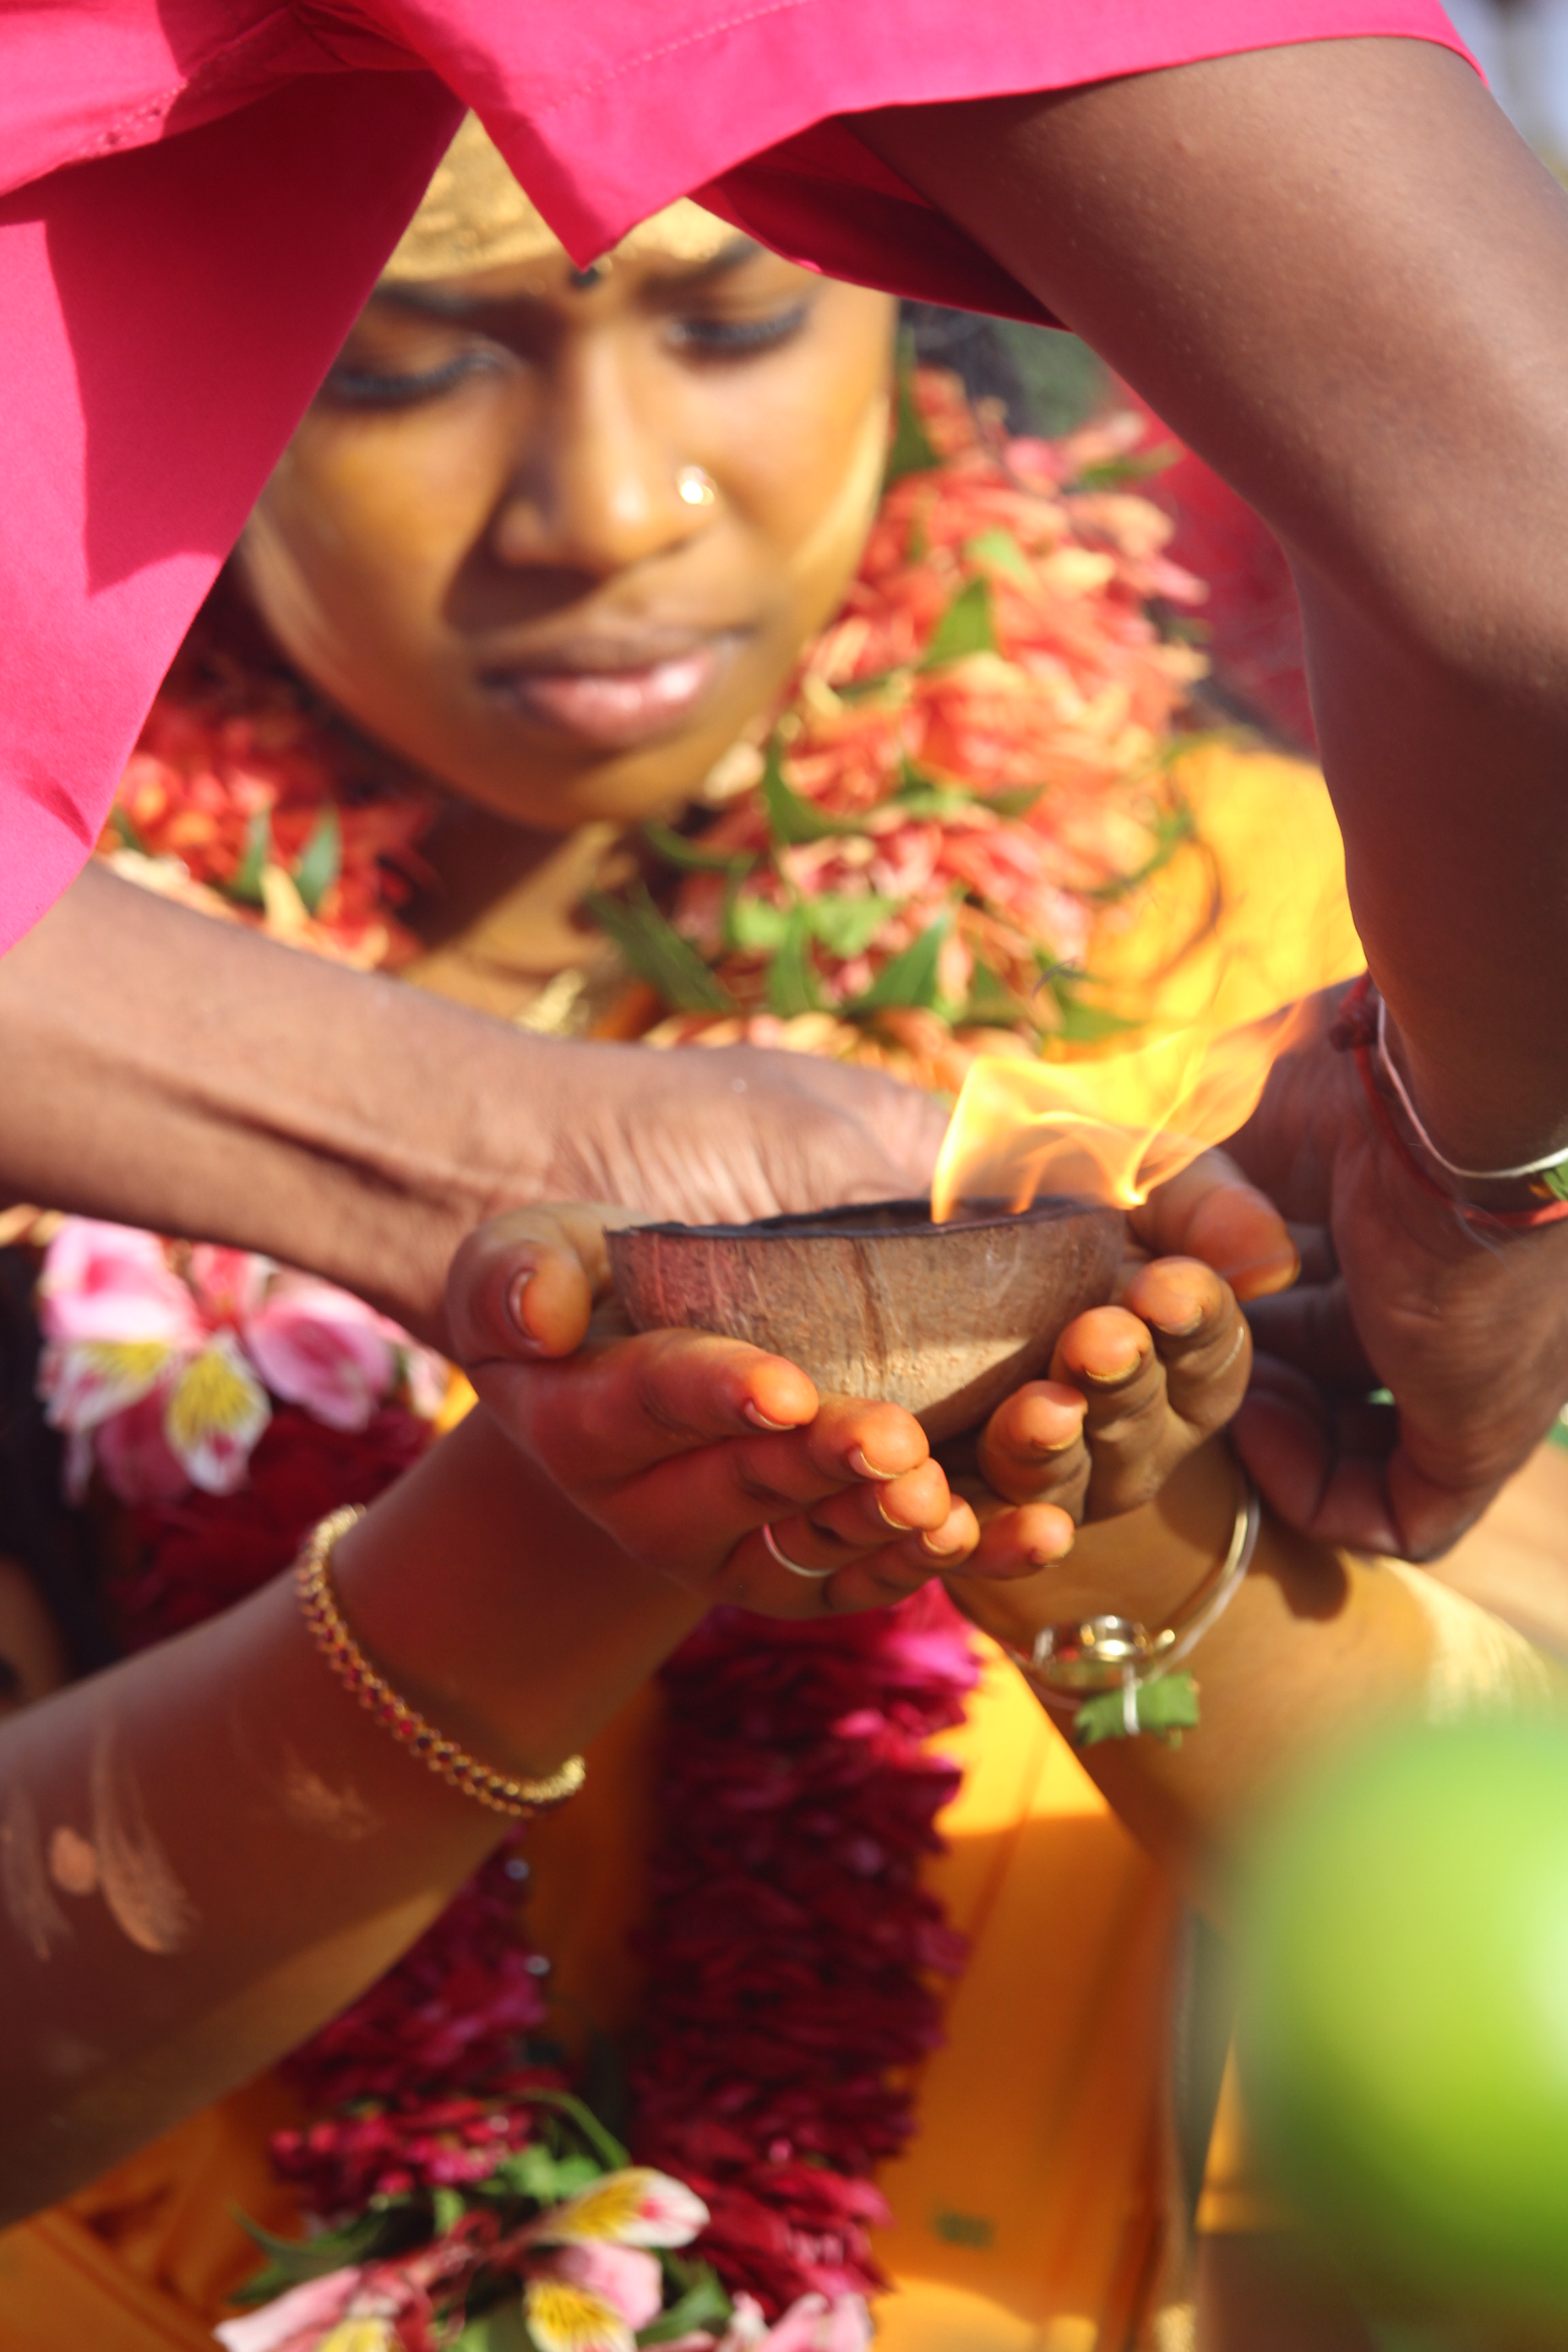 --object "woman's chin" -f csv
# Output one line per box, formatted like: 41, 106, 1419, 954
457, 698, 760, 830
452, 740, 717, 836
